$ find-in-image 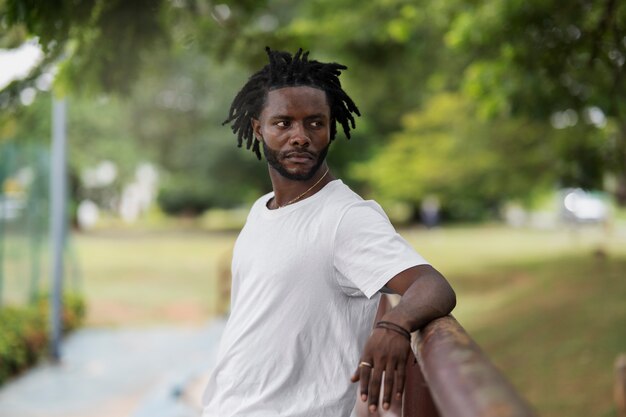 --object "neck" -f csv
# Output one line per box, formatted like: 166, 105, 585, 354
268, 163, 335, 209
